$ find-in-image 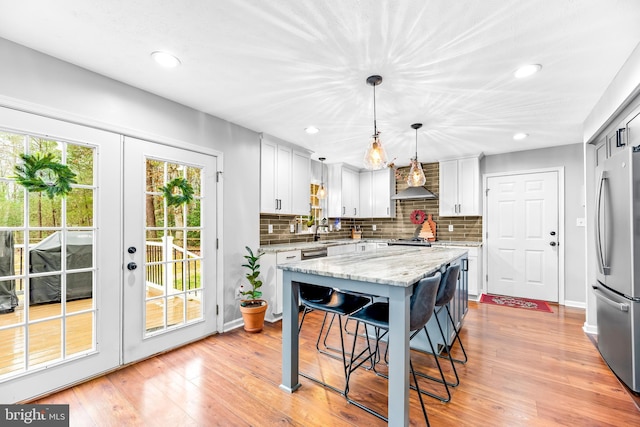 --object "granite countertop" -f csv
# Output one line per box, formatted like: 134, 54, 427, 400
260, 239, 481, 252
430, 240, 483, 247
278, 246, 468, 287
